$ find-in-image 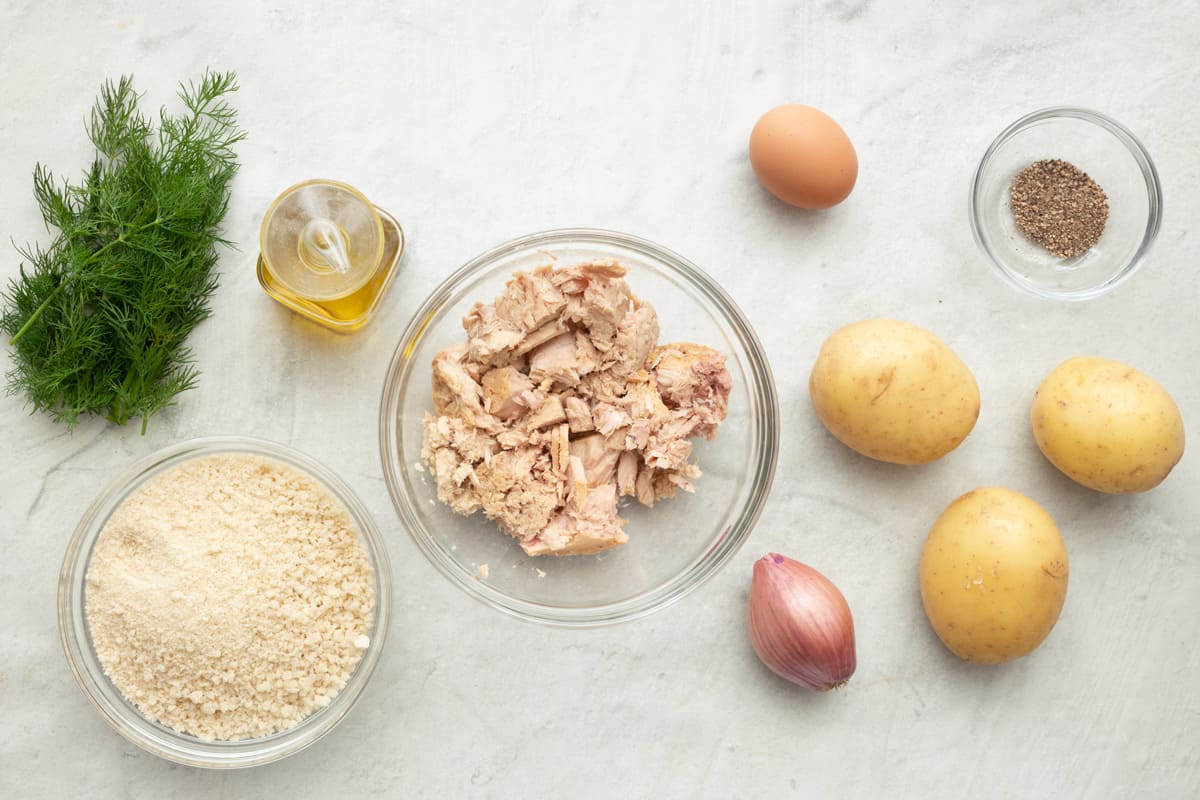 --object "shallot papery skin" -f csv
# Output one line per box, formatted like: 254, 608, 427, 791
747, 553, 856, 691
